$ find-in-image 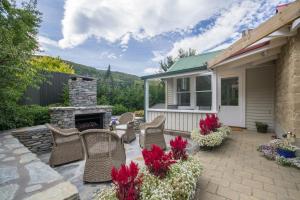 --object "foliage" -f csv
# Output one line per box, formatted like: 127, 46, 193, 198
142, 145, 175, 178
0, 0, 41, 103
62, 84, 70, 106
149, 80, 165, 107
0, 104, 49, 130
257, 144, 277, 160
191, 126, 231, 148
170, 136, 188, 160
29, 56, 75, 74
134, 110, 144, 117
199, 114, 221, 135
159, 48, 197, 72
111, 161, 143, 200
95, 157, 203, 200
278, 144, 296, 152
113, 104, 128, 116
255, 122, 268, 133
